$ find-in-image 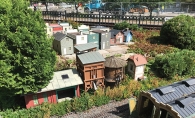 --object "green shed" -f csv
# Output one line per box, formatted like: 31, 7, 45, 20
83, 31, 99, 50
